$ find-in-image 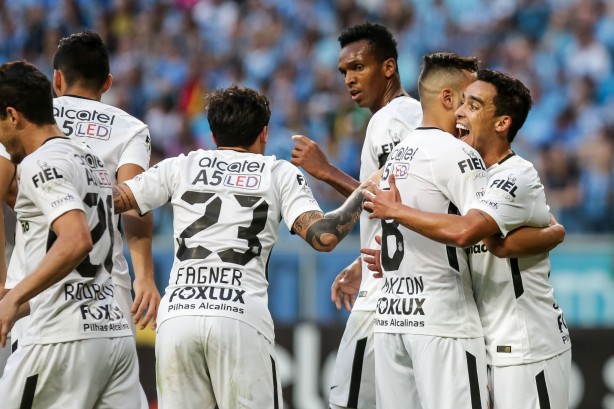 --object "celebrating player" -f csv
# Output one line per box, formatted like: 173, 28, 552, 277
112, 85, 370, 409
291, 22, 422, 409
364, 69, 570, 409
0, 61, 140, 408
361, 52, 489, 409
